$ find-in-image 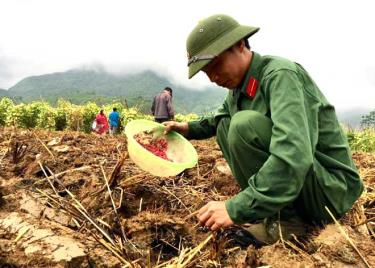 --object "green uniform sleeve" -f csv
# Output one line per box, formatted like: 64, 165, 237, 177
226, 70, 314, 223
187, 97, 230, 140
